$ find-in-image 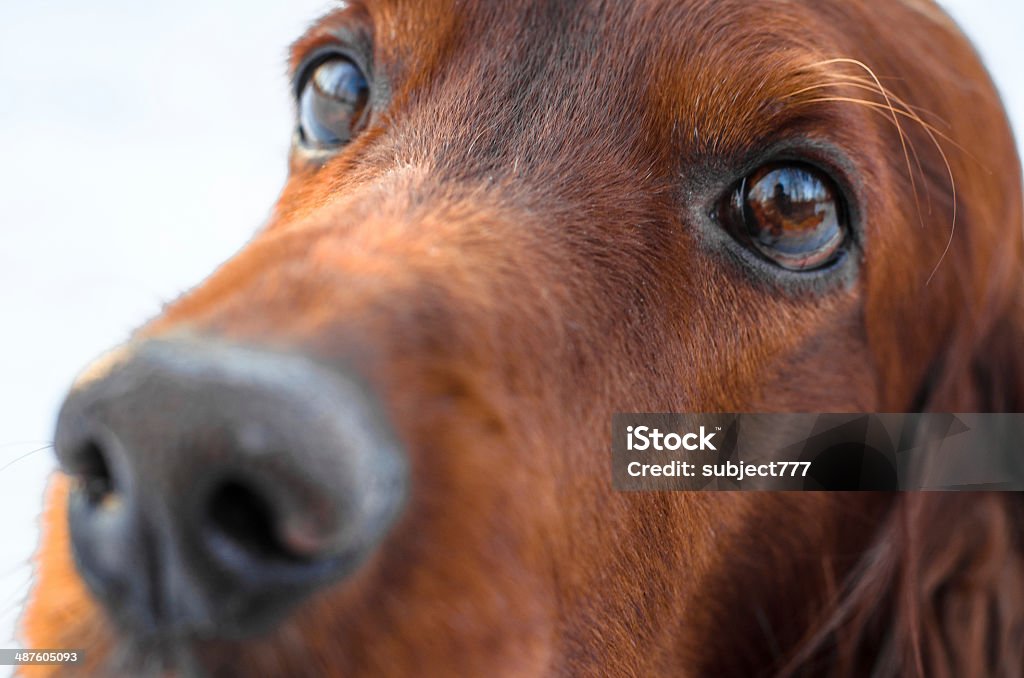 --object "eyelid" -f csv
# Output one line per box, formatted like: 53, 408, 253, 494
293, 44, 372, 101
289, 3, 374, 73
